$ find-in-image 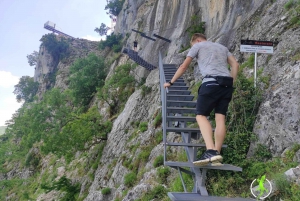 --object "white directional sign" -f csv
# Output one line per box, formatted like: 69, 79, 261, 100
240, 40, 274, 88
240, 40, 273, 54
